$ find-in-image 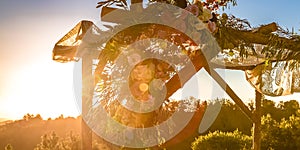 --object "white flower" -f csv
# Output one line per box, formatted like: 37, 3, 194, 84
198, 8, 212, 22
